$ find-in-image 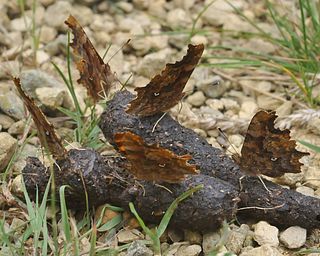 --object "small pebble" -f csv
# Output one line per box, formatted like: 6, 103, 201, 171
187, 91, 206, 107
253, 221, 279, 246
117, 229, 144, 243
296, 186, 314, 197
279, 226, 307, 249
